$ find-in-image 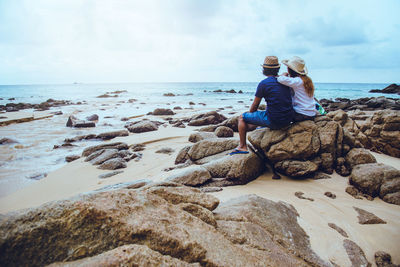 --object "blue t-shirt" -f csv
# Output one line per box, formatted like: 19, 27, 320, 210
255, 76, 294, 125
